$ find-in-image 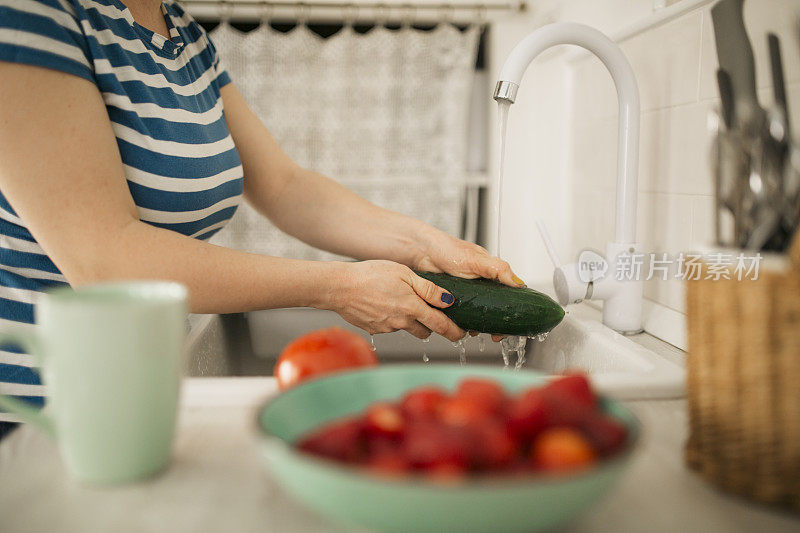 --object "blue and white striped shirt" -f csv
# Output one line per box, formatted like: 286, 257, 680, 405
0, 0, 243, 420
